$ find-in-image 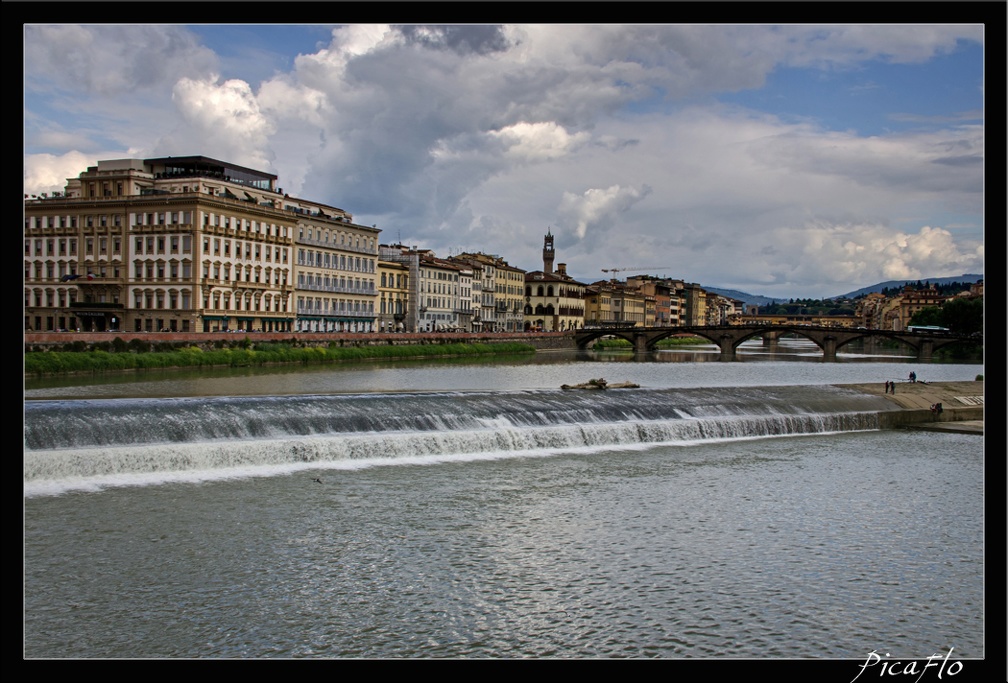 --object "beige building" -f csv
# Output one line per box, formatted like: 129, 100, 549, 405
728, 312, 857, 328
24, 155, 381, 335
854, 285, 953, 331
417, 251, 471, 332
451, 252, 526, 332
585, 278, 648, 327
524, 230, 586, 331
25, 156, 302, 333
886, 285, 951, 331
681, 283, 708, 326
292, 200, 380, 333
377, 250, 411, 332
